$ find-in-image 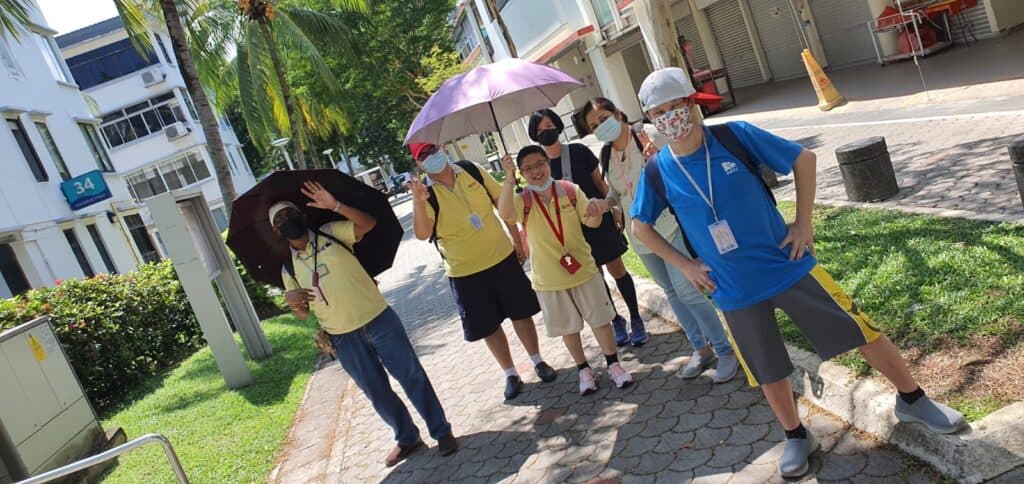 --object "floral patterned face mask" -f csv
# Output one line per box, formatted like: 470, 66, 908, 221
653, 106, 694, 142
